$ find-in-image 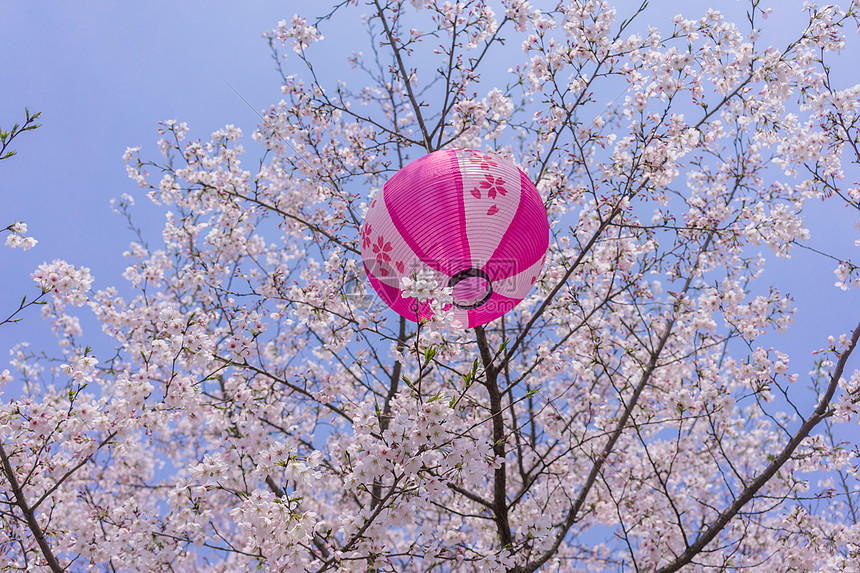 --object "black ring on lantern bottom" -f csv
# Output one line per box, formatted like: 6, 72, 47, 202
447, 267, 493, 310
